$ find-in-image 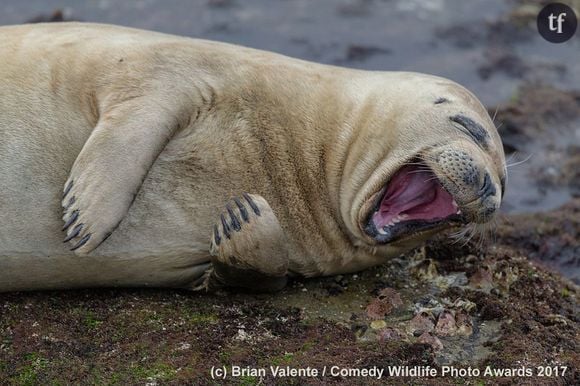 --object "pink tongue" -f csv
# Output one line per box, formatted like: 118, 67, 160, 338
372, 165, 457, 229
